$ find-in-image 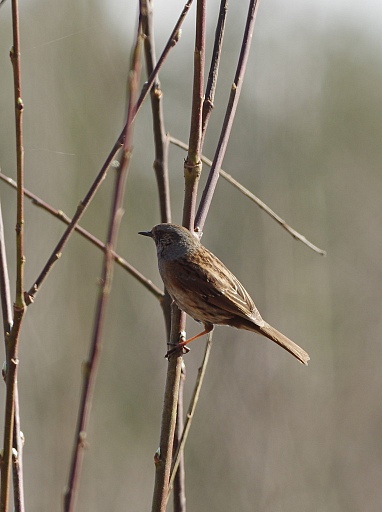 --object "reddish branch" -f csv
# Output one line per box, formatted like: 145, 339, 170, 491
63, 27, 142, 512
1, 0, 26, 510
196, 0, 261, 231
